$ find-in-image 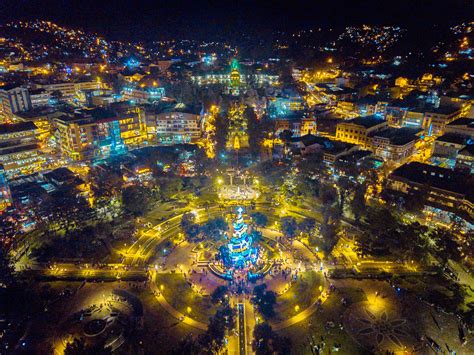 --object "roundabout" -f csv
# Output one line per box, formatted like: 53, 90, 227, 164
123, 202, 329, 336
